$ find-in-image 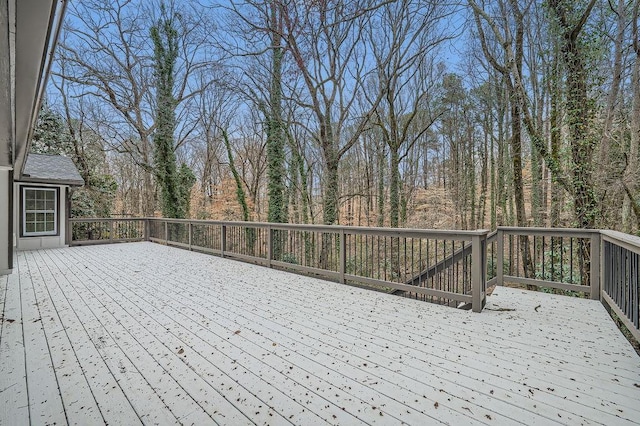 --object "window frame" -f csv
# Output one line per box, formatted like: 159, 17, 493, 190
21, 186, 60, 237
